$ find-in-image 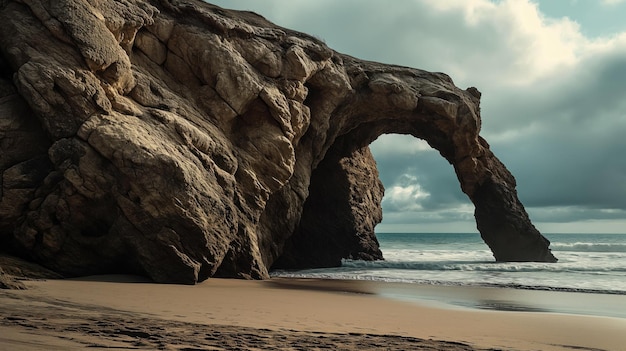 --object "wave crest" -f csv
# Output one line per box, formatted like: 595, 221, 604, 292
551, 242, 626, 253
340, 259, 626, 273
